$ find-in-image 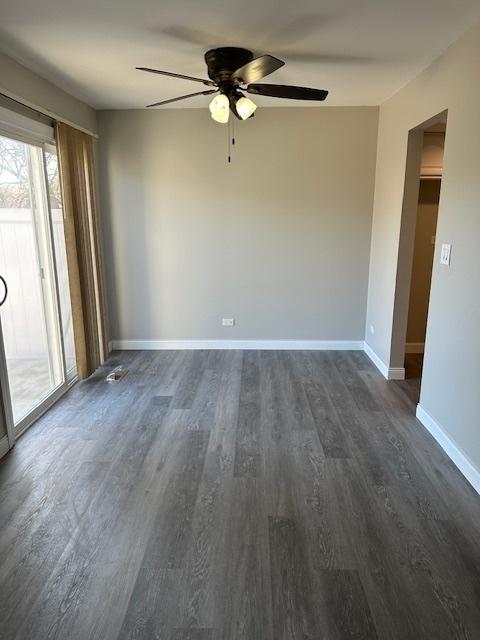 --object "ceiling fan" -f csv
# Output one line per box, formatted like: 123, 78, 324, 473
137, 47, 328, 123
